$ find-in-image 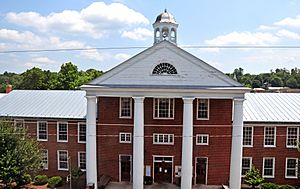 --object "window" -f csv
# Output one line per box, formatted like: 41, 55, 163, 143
243, 127, 253, 147
57, 150, 68, 171
41, 150, 48, 170
286, 127, 299, 148
286, 158, 298, 178
119, 132, 131, 143
14, 119, 24, 128
154, 98, 174, 119
197, 99, 209, 119
119, 97, 132, 118
78, 152, 86, 171
153, 134, 174, 145
37, 121, 48, 141
263, 157, 275, 178
57, 122, 68, 142
196, 134, 209, 145
152, 63, 177, 75
241, 157, 252, 176
175, 166, 182, 177
264, 127, 276, 147
78, 123, 86, 143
